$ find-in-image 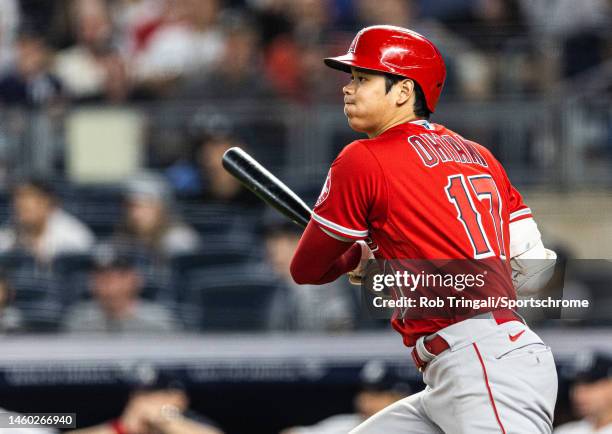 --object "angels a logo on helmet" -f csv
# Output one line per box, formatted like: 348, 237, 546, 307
348, 30, 364, 54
